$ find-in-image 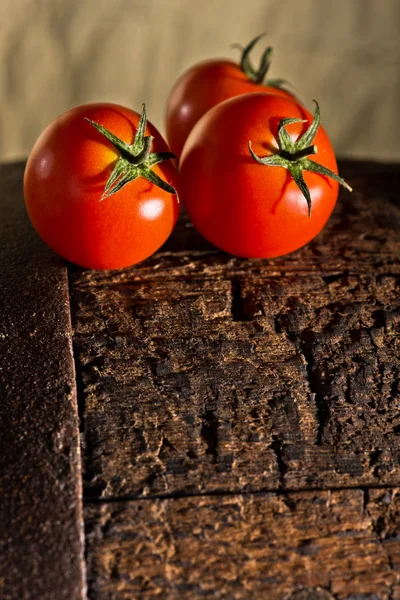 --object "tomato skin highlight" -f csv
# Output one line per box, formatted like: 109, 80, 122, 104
166, 59, 295, 159
179, 93, 339, 259
24, 103, 180, 270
